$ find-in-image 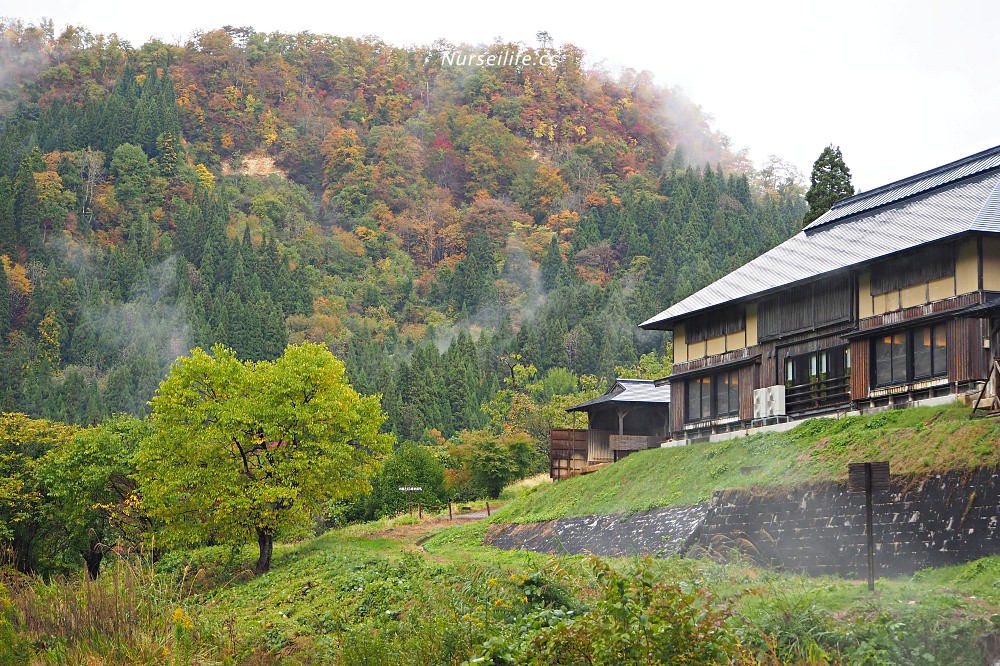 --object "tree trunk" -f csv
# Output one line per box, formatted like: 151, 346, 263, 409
82, 548, 103, 580
254, 527, 274, 575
